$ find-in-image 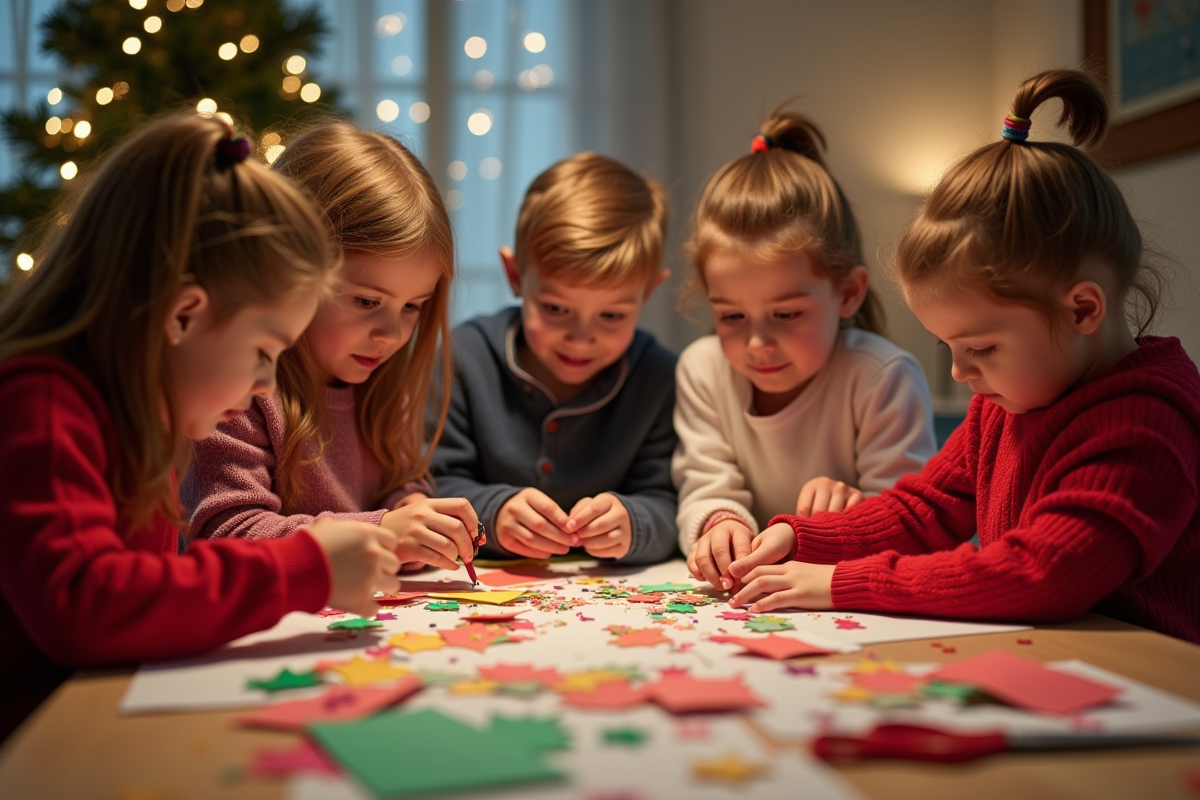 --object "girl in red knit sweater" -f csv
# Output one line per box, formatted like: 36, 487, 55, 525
0, 114, 405, 739
722, 69, 1200, 643
182, 123, 480, 575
